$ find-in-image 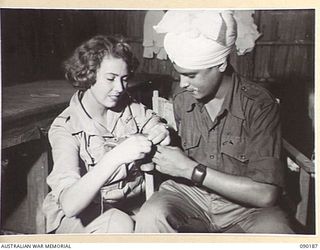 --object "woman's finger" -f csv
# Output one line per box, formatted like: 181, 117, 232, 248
150, 132, 167, 145
147, 124, 168, 141
152, 151, 161, 160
